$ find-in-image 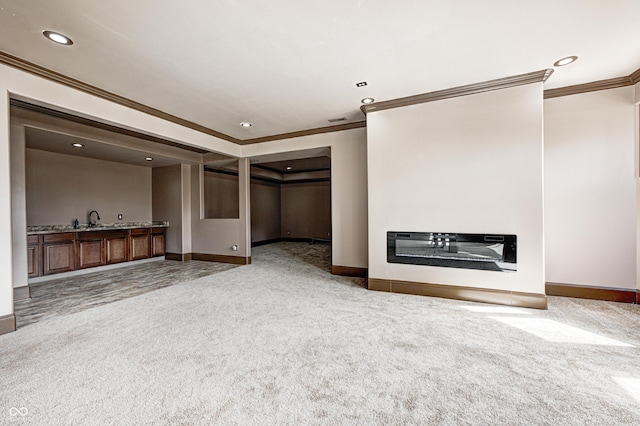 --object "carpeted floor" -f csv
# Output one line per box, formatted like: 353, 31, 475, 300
1, 242, 639, 425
